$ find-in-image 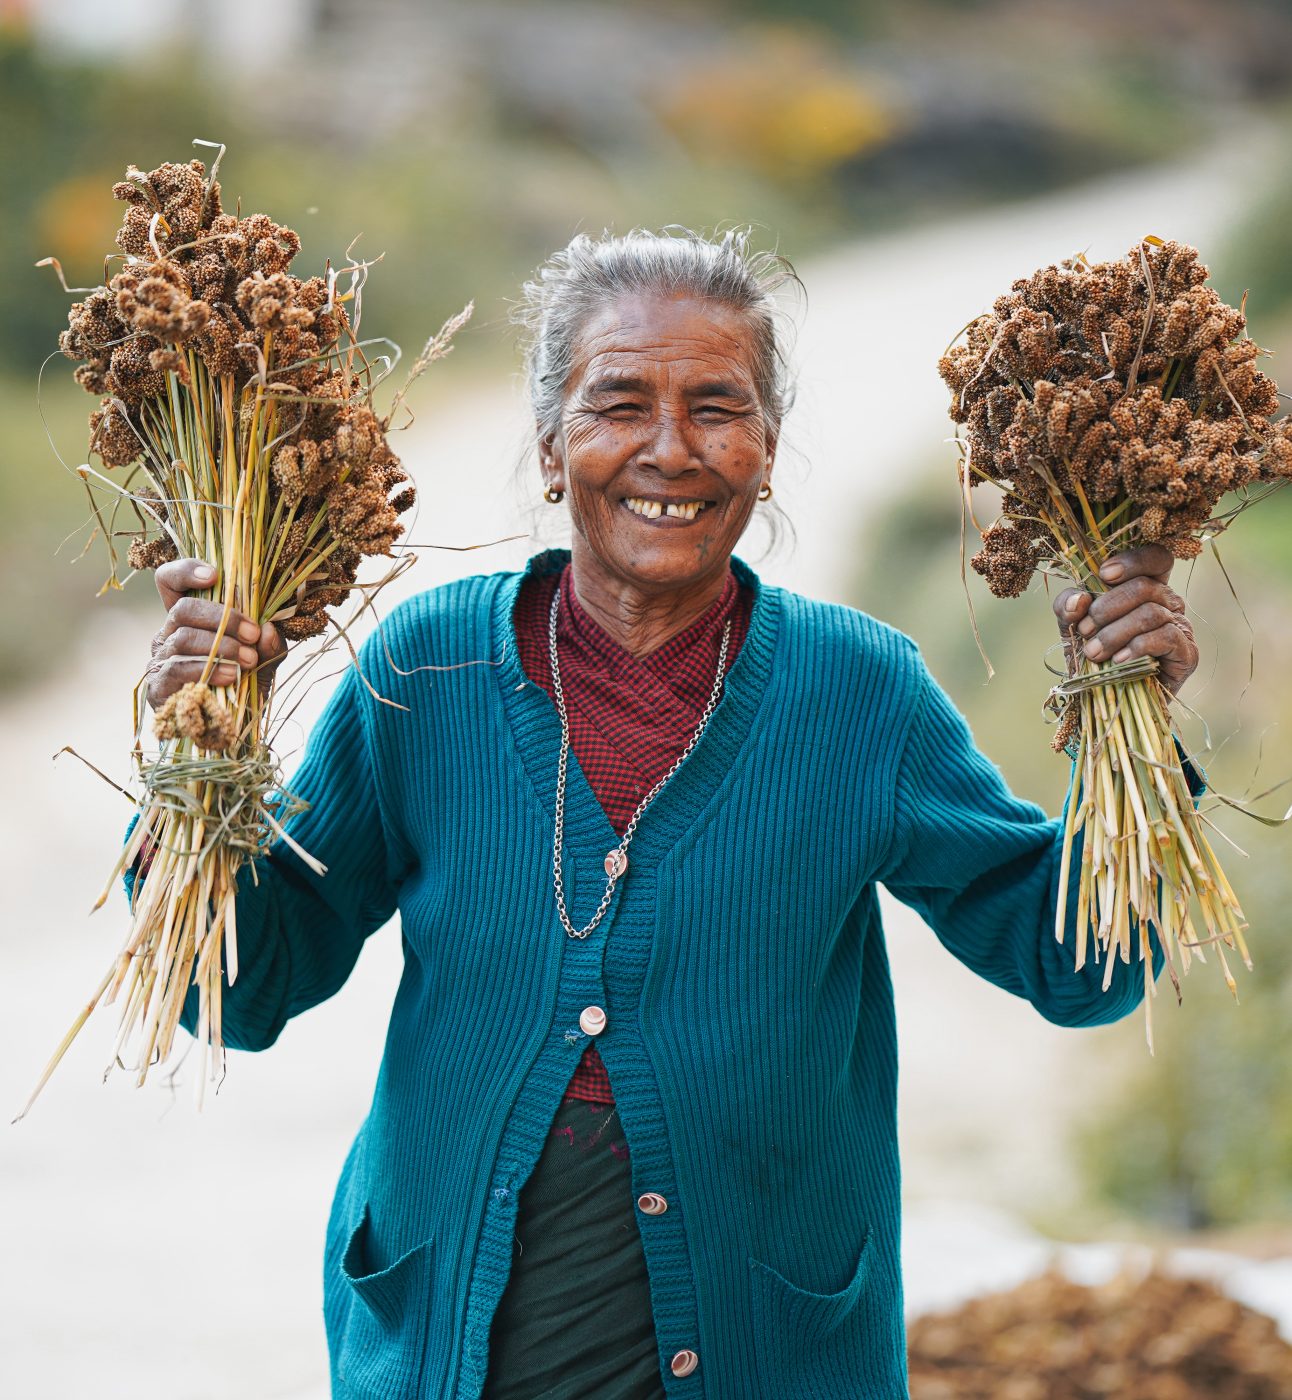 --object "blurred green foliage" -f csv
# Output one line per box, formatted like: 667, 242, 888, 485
1074, 480, 1292, 1226
9, 0, 1290, 380
1223, 139, 1292, 342
9, 0, 1292, 702
1, 371, 120, 692
852, 446, 1292, 1231
0, 30, 214, 371
2, 23, 832, 690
